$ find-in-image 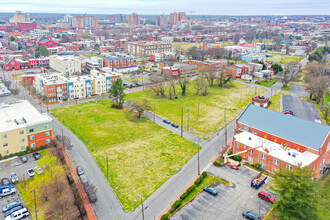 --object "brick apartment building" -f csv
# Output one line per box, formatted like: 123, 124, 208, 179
233, 104, 330, 178
125, 41, 172, 56
17, 22, 37, 32
189, 60, 228, 71
103, 56, 135, 69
